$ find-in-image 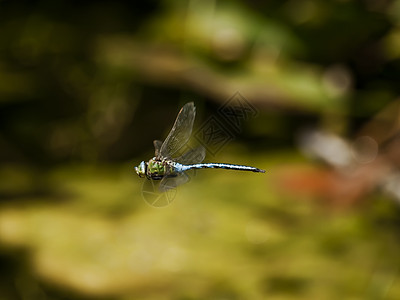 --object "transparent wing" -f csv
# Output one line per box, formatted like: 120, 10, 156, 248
159, 173, 190, 193
142, 179, 176, 207
175, 146, 206, 164
160, 102, 196, 158
153, 140, 163, 157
